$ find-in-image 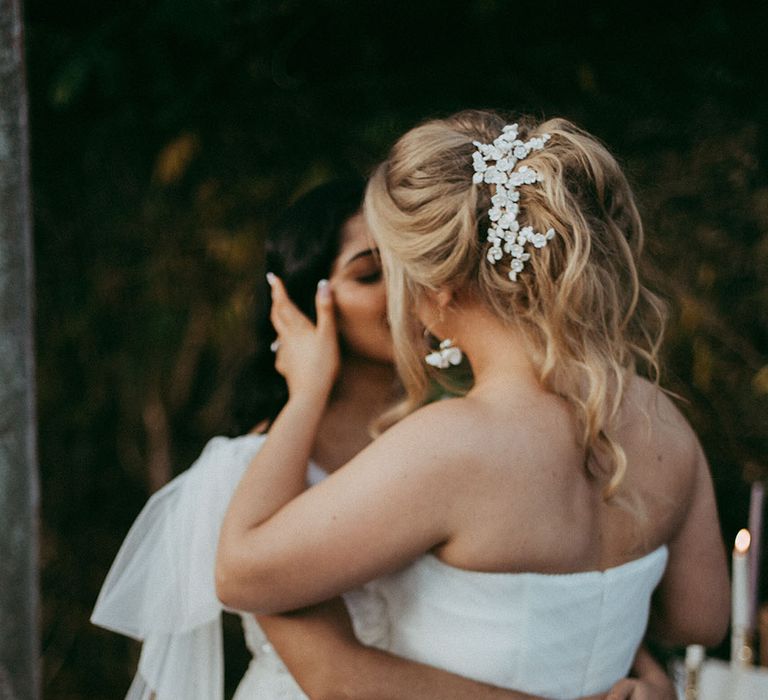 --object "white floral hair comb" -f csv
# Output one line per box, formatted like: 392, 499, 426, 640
471, 124, 555, 281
